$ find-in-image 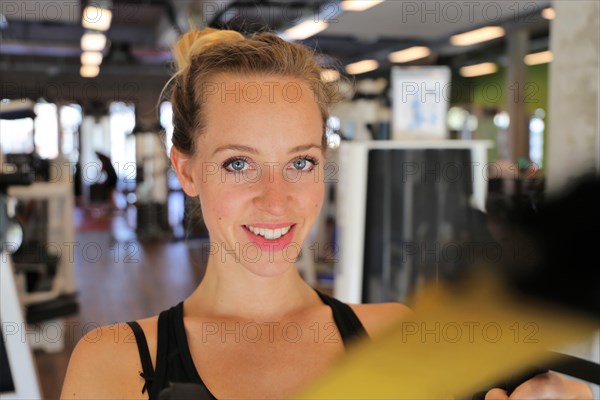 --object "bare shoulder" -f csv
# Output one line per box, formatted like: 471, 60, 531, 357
61, 317, 158, 399
349, 302, 413, 338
